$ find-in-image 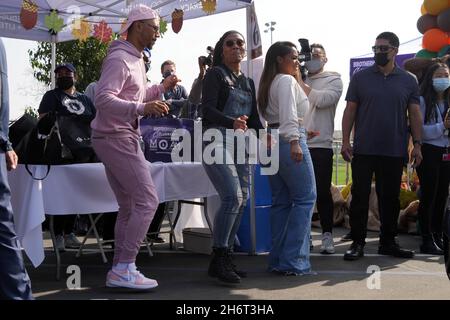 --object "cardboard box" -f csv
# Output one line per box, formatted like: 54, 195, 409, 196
182, 227, 212, 255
